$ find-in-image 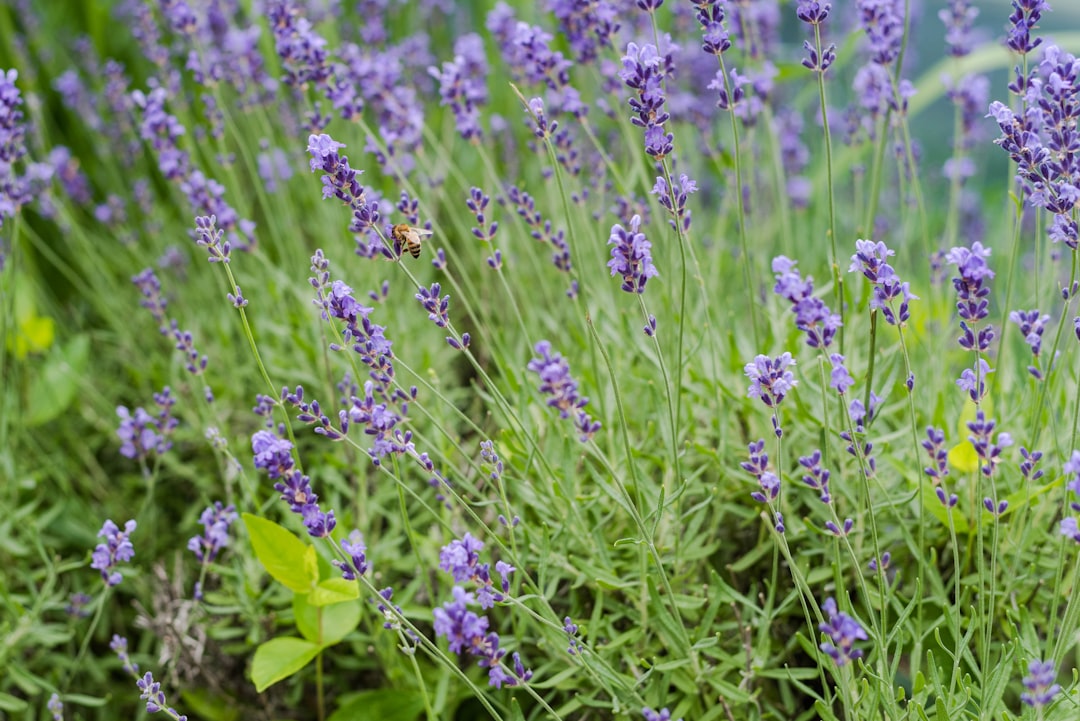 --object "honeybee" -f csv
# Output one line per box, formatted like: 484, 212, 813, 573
391, 223, 433, 259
